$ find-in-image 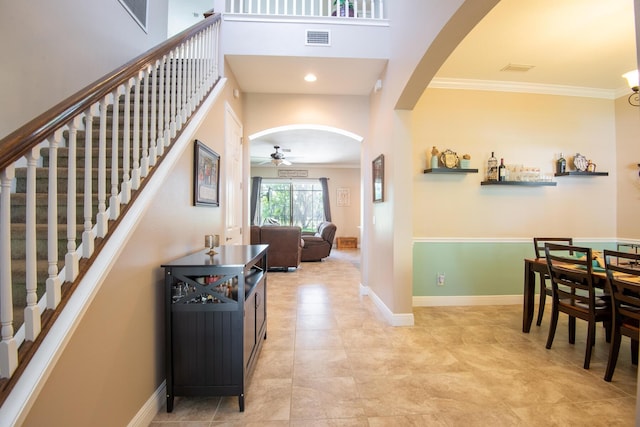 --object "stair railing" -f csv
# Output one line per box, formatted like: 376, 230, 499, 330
0, 13, 221, 382
226, 0, 386, 19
